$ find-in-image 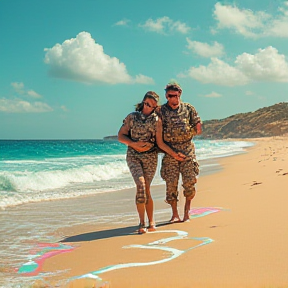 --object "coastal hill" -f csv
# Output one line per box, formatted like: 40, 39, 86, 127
104, 102, 288, 140
103, 135, 118, 141
200, 102, 288, 139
